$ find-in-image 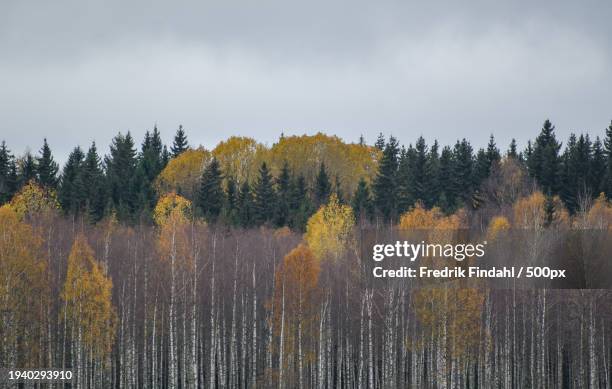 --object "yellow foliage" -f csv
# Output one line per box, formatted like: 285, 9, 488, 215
10, 180, 59, 219
584, 193, 612, 229
513, 191, 568, 229
413, 287, 484, 357
268, 133, 380, 196
487, 216, 511, 241
305, 194, 355, 260
212, 136, 267, 184
62, 235, 116, 358
155, 148, 211, 199
398, 203, 443, 230
153, 192, 192, 226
